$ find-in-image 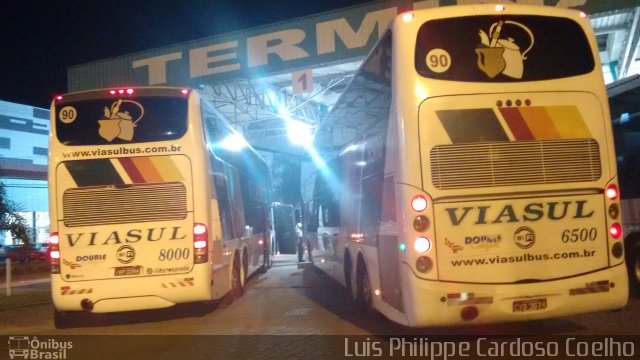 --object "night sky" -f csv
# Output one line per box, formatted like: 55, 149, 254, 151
1, 0, 369, 108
